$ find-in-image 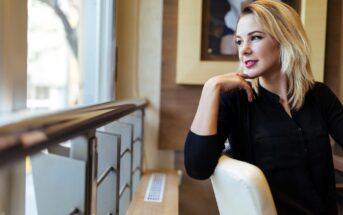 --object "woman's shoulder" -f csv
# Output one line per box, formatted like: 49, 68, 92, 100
313, 81, 330, 90
310, 82, 342, 111
311, 81, 336, 97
